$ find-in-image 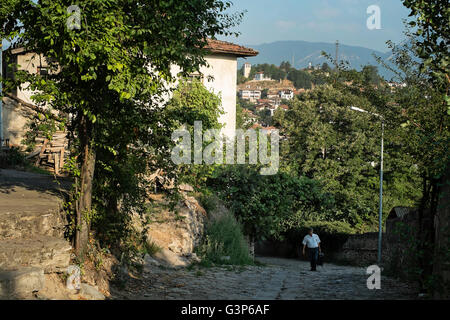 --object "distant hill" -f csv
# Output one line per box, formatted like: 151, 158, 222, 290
239, 40, 395, 80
